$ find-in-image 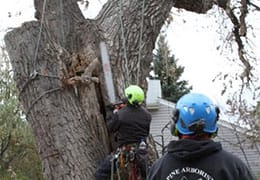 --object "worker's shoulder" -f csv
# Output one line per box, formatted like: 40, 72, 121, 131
212, 147, 248, 165
140, 106, 152, 116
